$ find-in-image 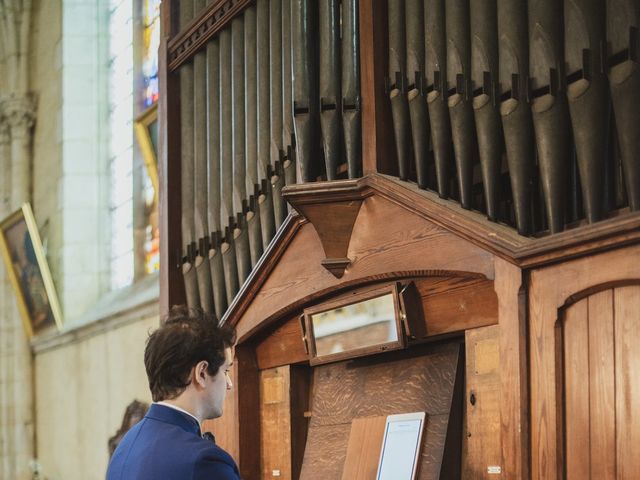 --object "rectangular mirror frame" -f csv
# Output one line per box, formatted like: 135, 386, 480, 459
303, 283, 406, 366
